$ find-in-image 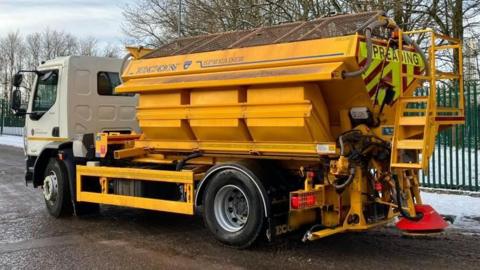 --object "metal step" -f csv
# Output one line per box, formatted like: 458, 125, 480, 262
390, 162, 422, 169
396, 139, 424, 150
398, 116, 427, 126
398, 96, 429, 103
403, 108, 427, 113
